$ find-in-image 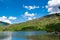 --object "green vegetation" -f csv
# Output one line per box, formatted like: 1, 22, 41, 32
0, 13, 60, 32
45, 23, 60, 32
27, 34, 59, 40
0, 21, 9, 31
